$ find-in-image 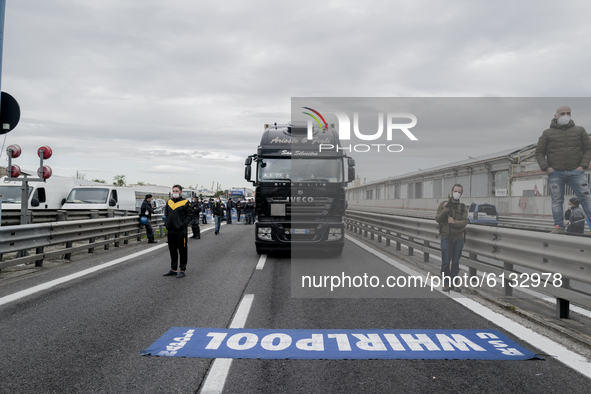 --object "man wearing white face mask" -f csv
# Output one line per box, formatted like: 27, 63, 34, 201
163, 185, 198, 278
535, 105, 591, 234
436, 184, 468, 292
